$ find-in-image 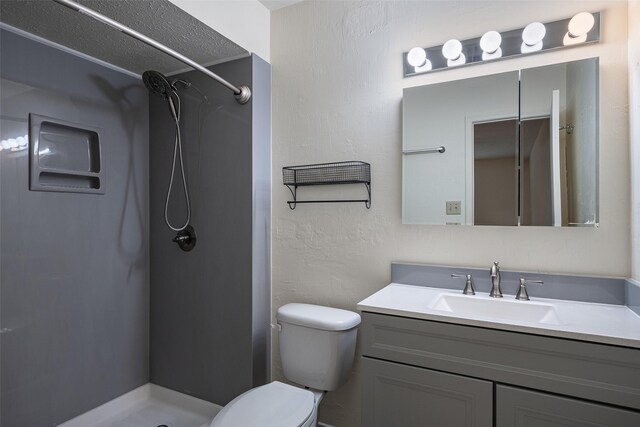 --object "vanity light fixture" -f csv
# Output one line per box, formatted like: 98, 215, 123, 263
563, 12, 595, 45
521, 22, 546, 53
442, 39, 466, 66
480, 31, 502, 60
403, 12, 600, 77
